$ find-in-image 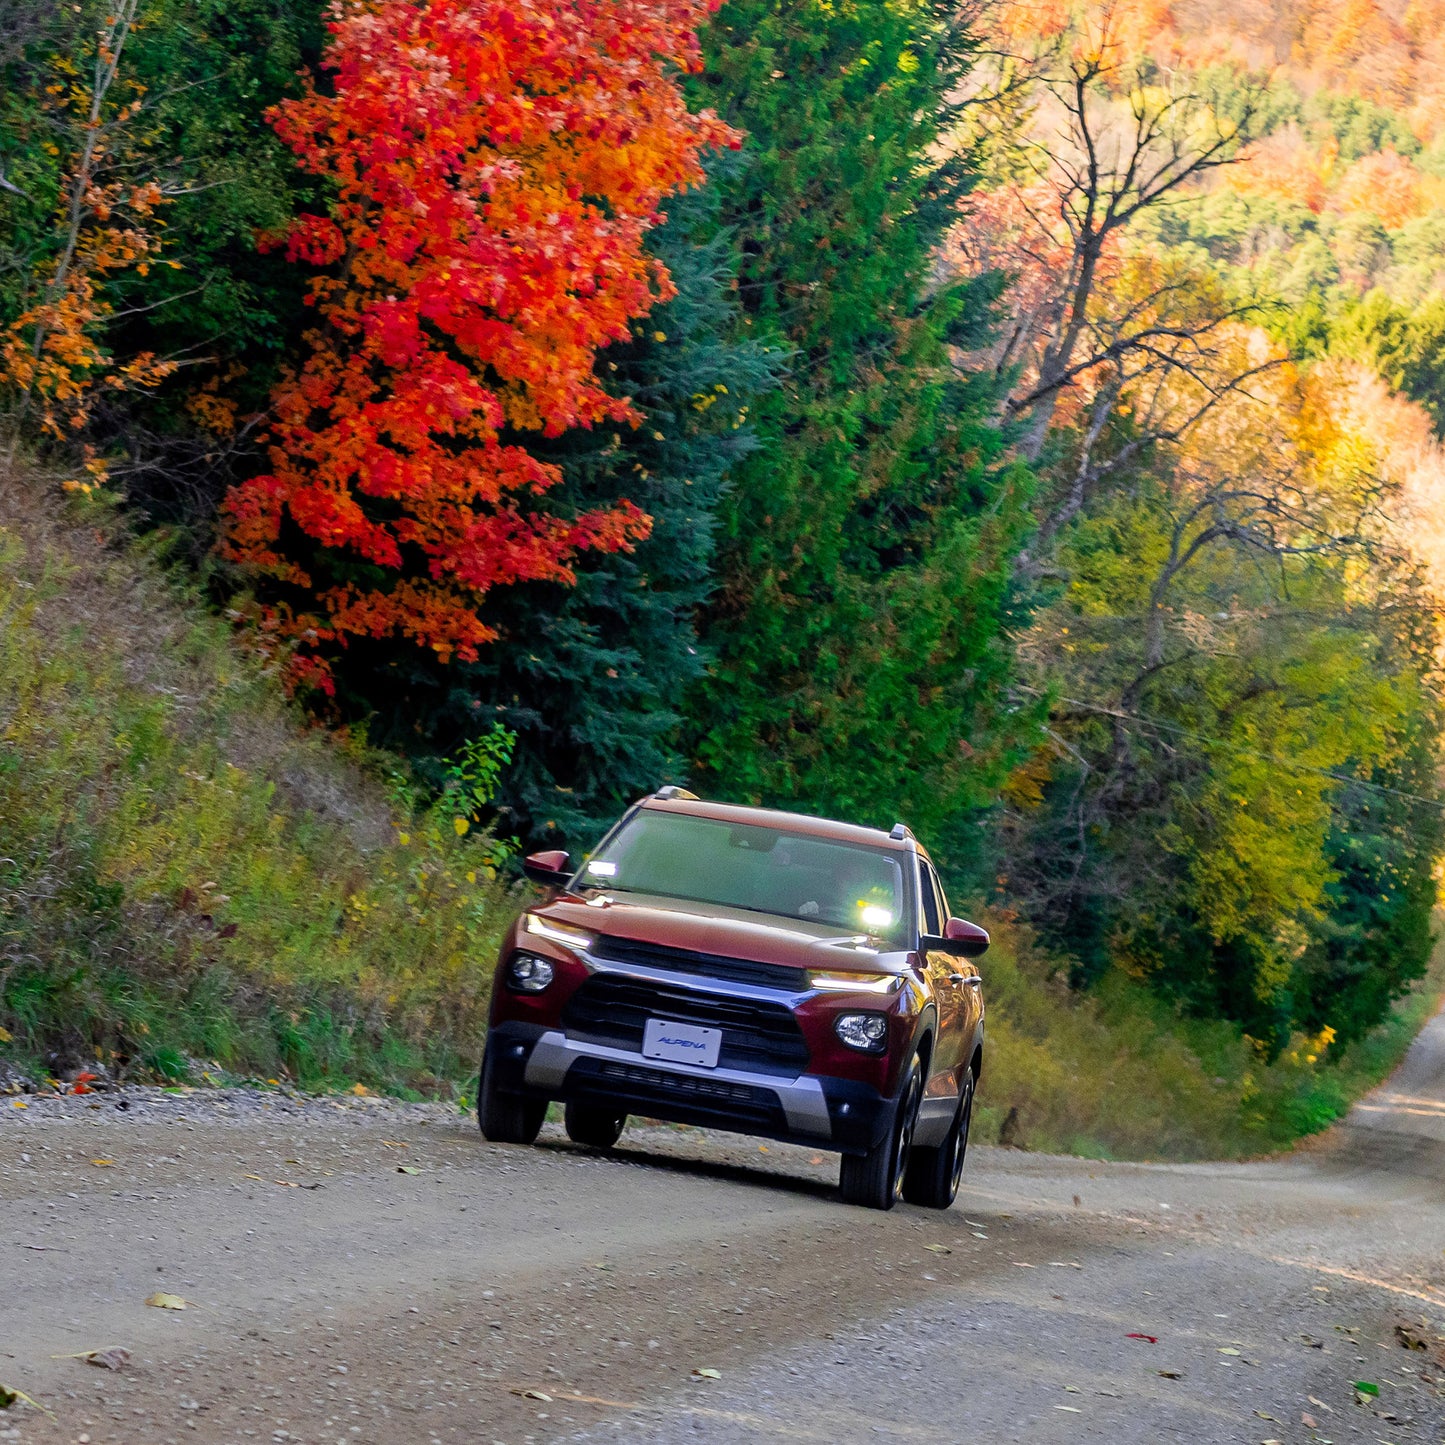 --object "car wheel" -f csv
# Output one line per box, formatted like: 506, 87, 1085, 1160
476, 1043, 546, 1145
903, 1066, 974, 1209
839, 1052, 923, 1211
564, 1100, 626, 1149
